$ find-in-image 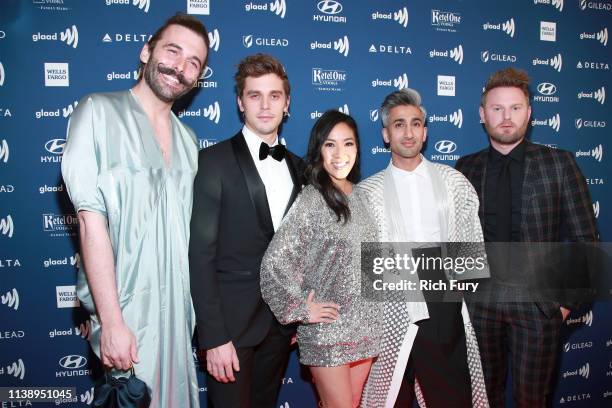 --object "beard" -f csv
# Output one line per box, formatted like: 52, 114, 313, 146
485, 121, 528, 146
143, 57, 195, 103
